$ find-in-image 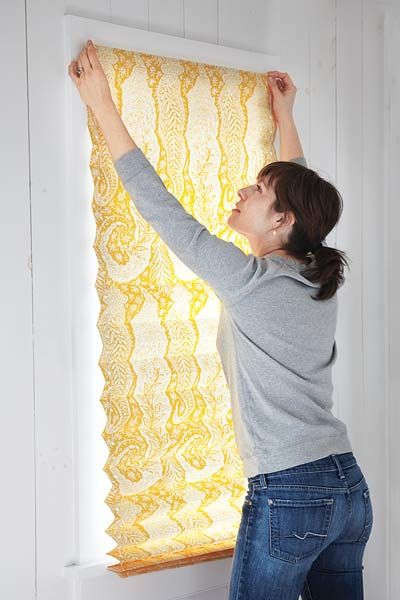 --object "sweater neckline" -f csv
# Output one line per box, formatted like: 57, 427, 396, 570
260, 253, 320, 288
261, 253, 310, 268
